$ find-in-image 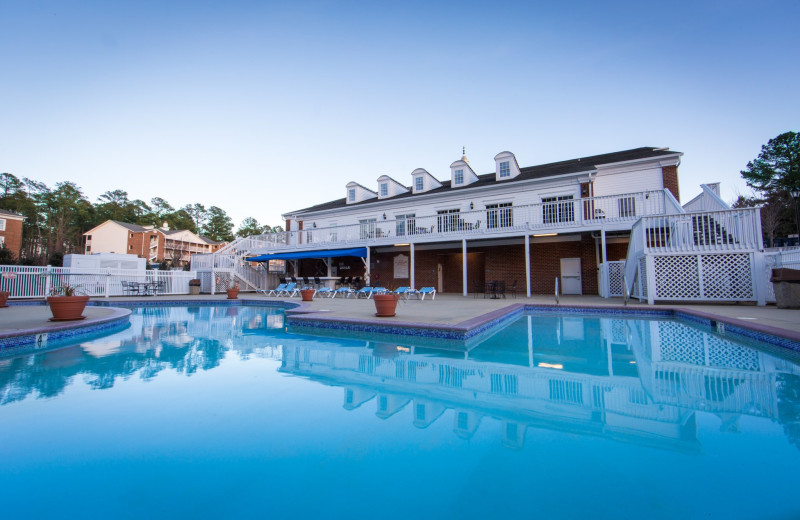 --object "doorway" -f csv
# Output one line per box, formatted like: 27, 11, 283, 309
560, 257, 582, 295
